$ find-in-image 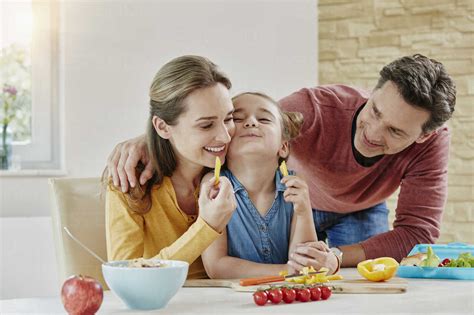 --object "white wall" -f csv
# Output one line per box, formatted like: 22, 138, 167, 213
0, 0, 317, 299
